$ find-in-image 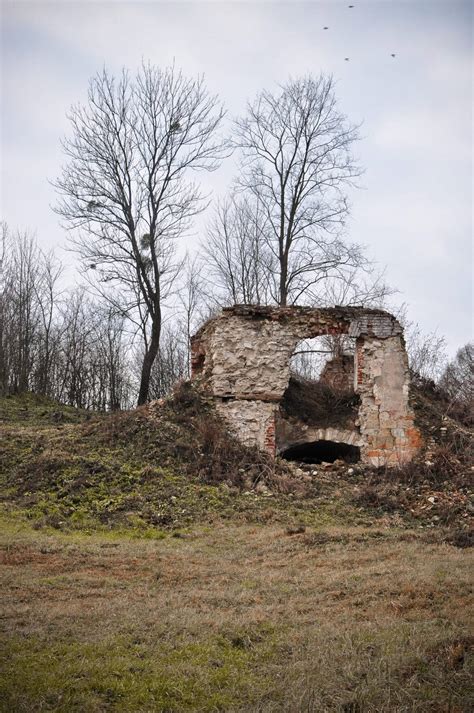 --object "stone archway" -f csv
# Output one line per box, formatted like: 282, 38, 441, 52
190, 305, 422, 465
